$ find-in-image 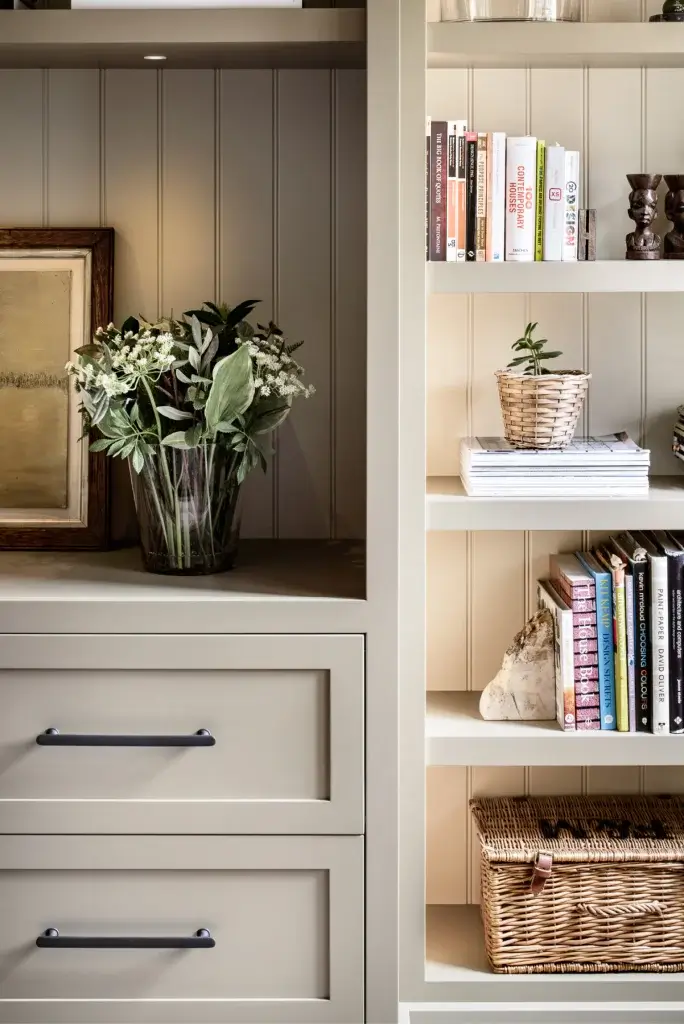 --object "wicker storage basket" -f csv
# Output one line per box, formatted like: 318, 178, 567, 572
496, 370, 590, 449
471, 795, 684, 974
